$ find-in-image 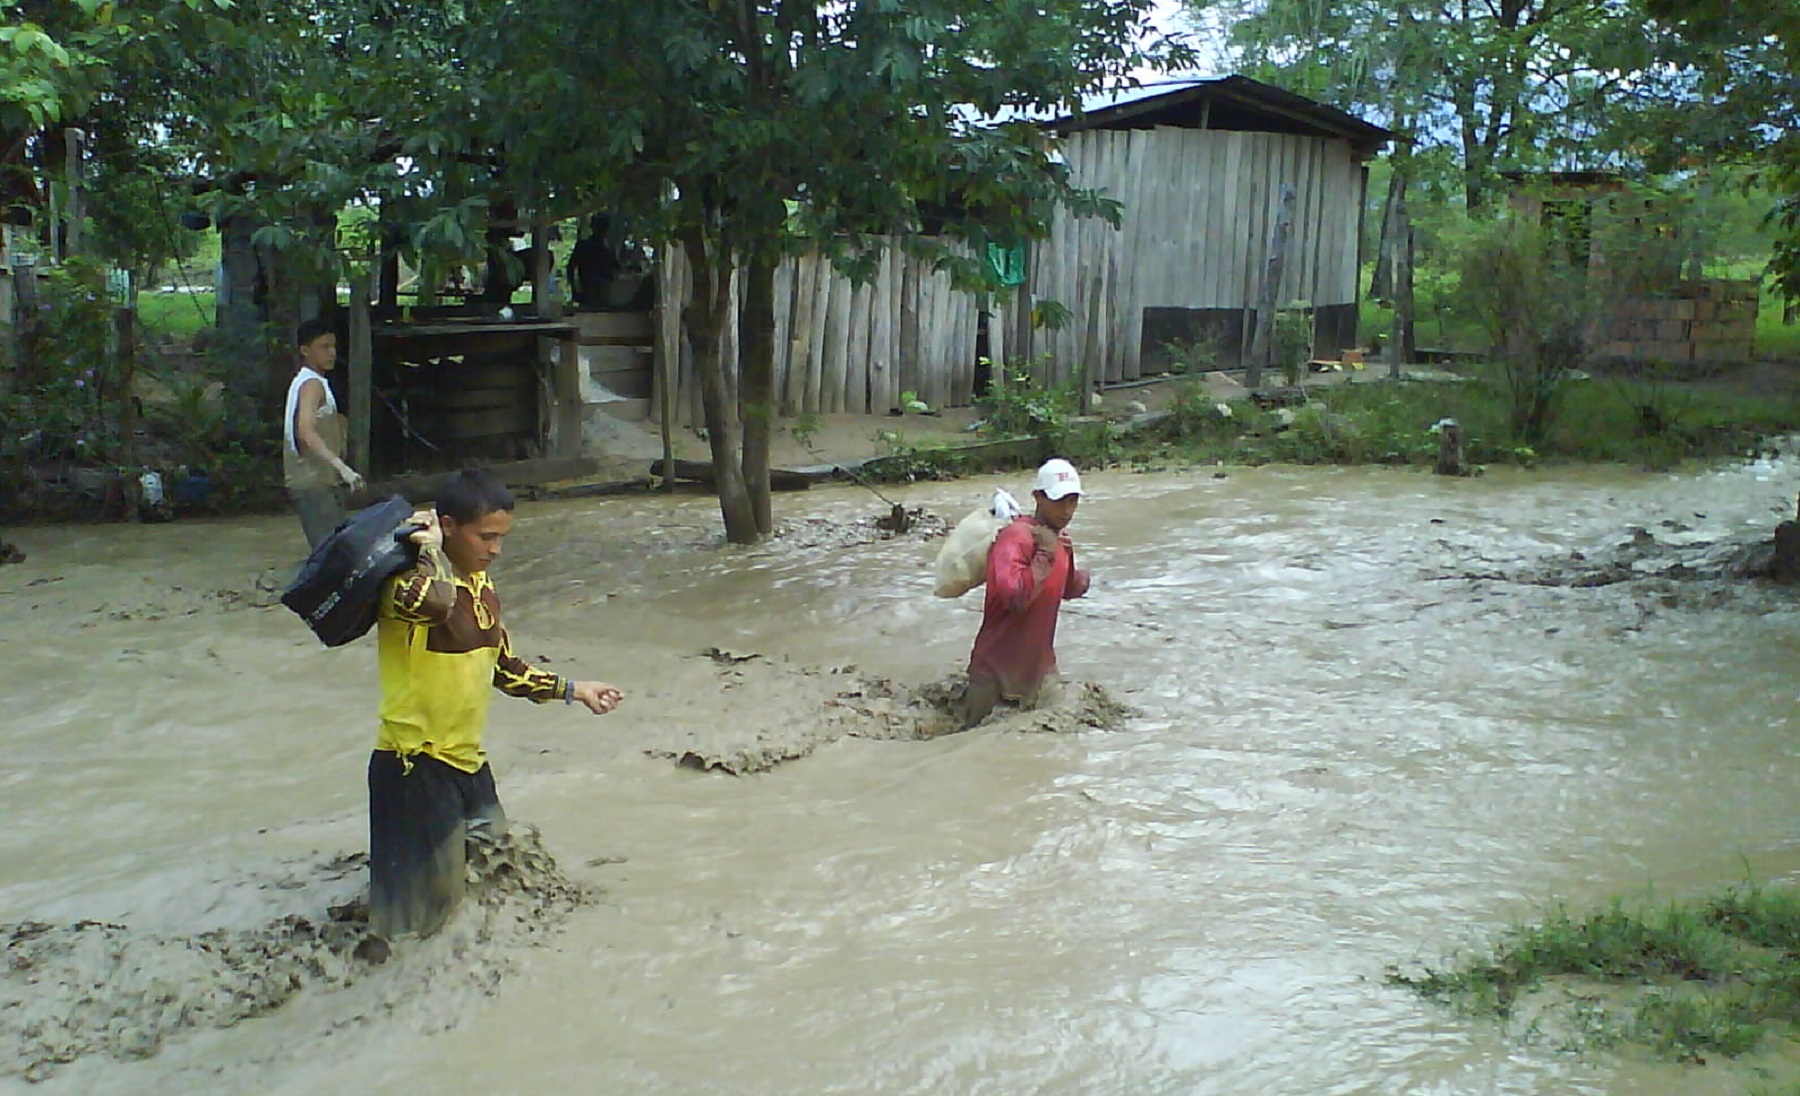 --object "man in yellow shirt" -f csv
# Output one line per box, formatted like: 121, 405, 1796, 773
370, 468, 623, 938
